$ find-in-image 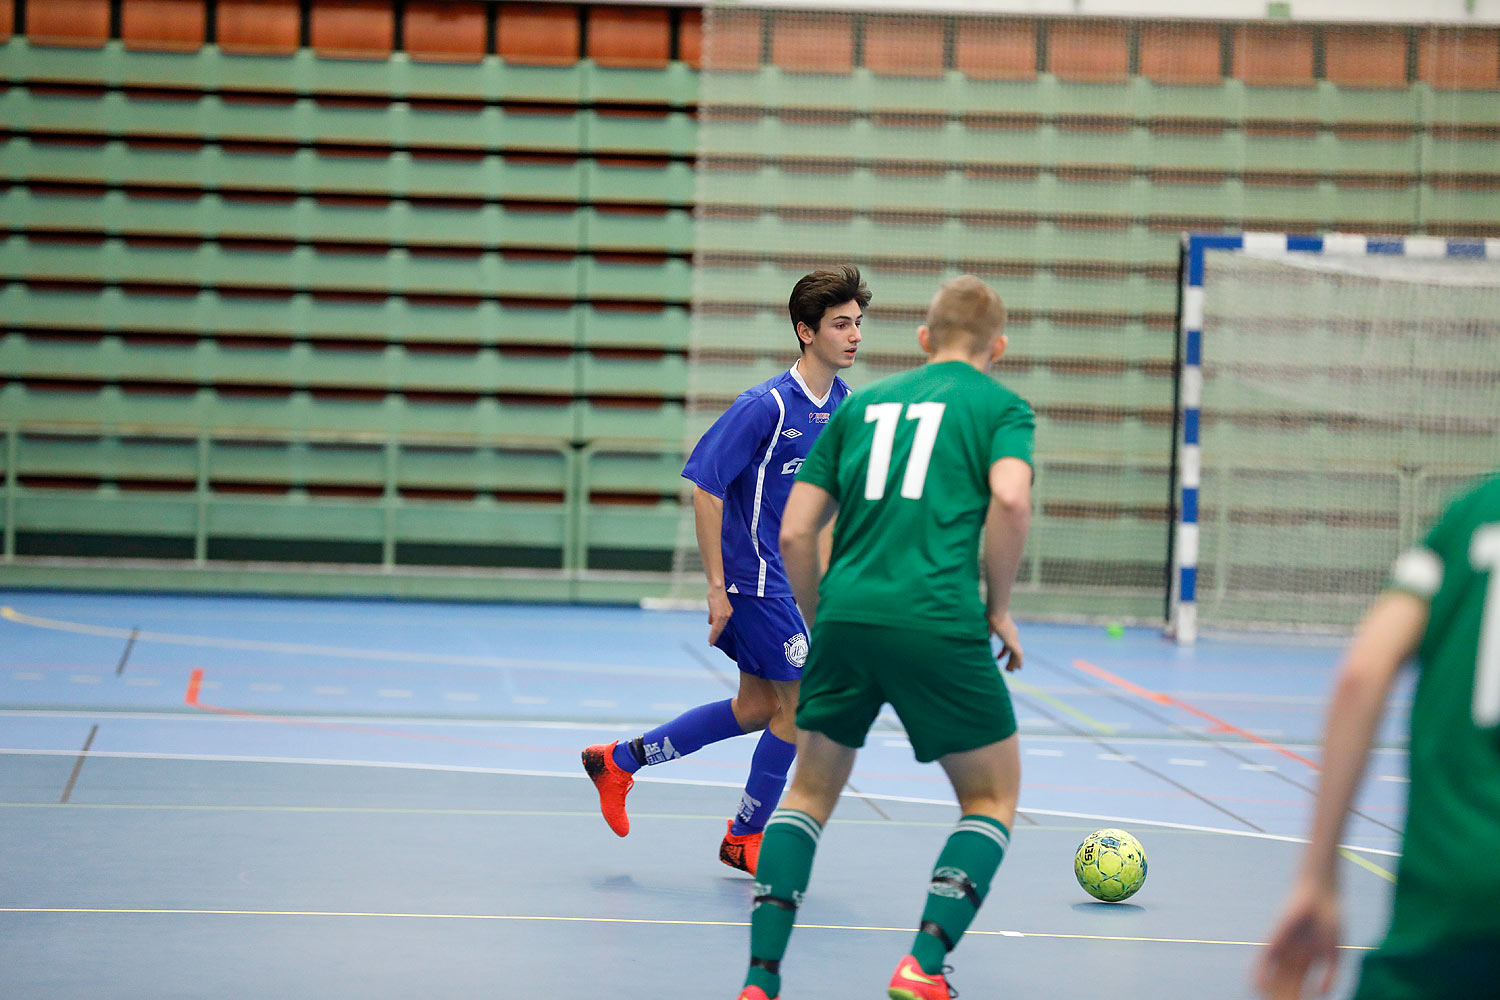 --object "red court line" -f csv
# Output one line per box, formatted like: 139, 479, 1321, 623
176, 670, 757, 775
1072, 659, 1322, 772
